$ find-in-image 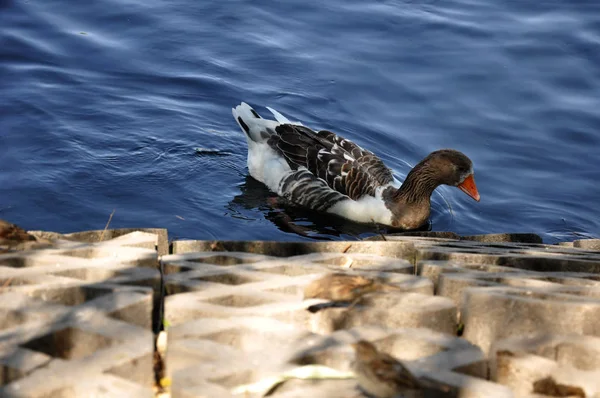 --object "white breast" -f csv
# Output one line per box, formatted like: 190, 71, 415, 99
327, 195, 393, 225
